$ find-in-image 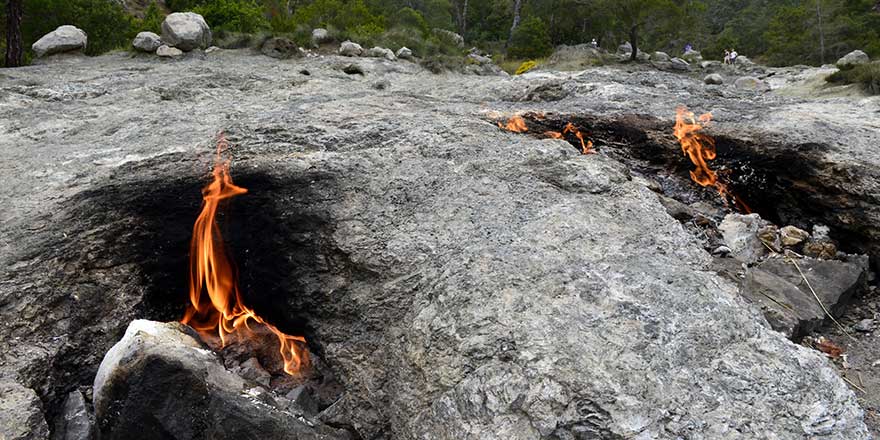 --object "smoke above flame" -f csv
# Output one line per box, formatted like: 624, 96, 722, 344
673, 107, 750, 212
182, 134, 309, 375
